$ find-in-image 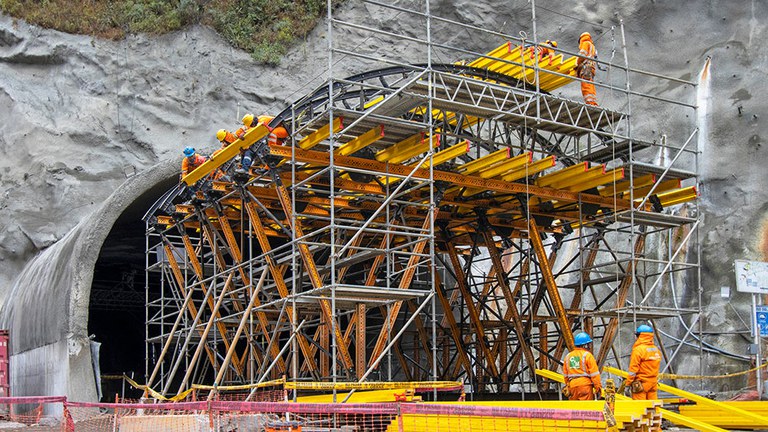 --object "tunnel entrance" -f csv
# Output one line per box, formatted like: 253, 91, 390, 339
88, 175, 177, 401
